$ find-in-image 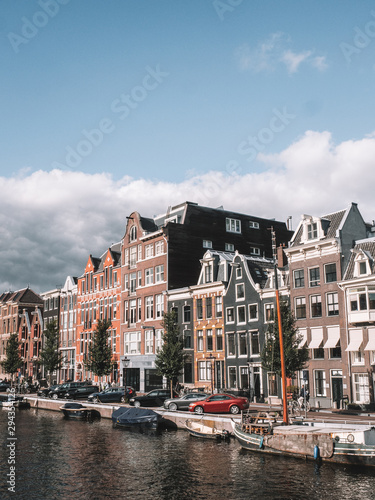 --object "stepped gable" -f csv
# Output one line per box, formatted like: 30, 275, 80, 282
291, 208, 346, 247
344, 238, 375, 280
